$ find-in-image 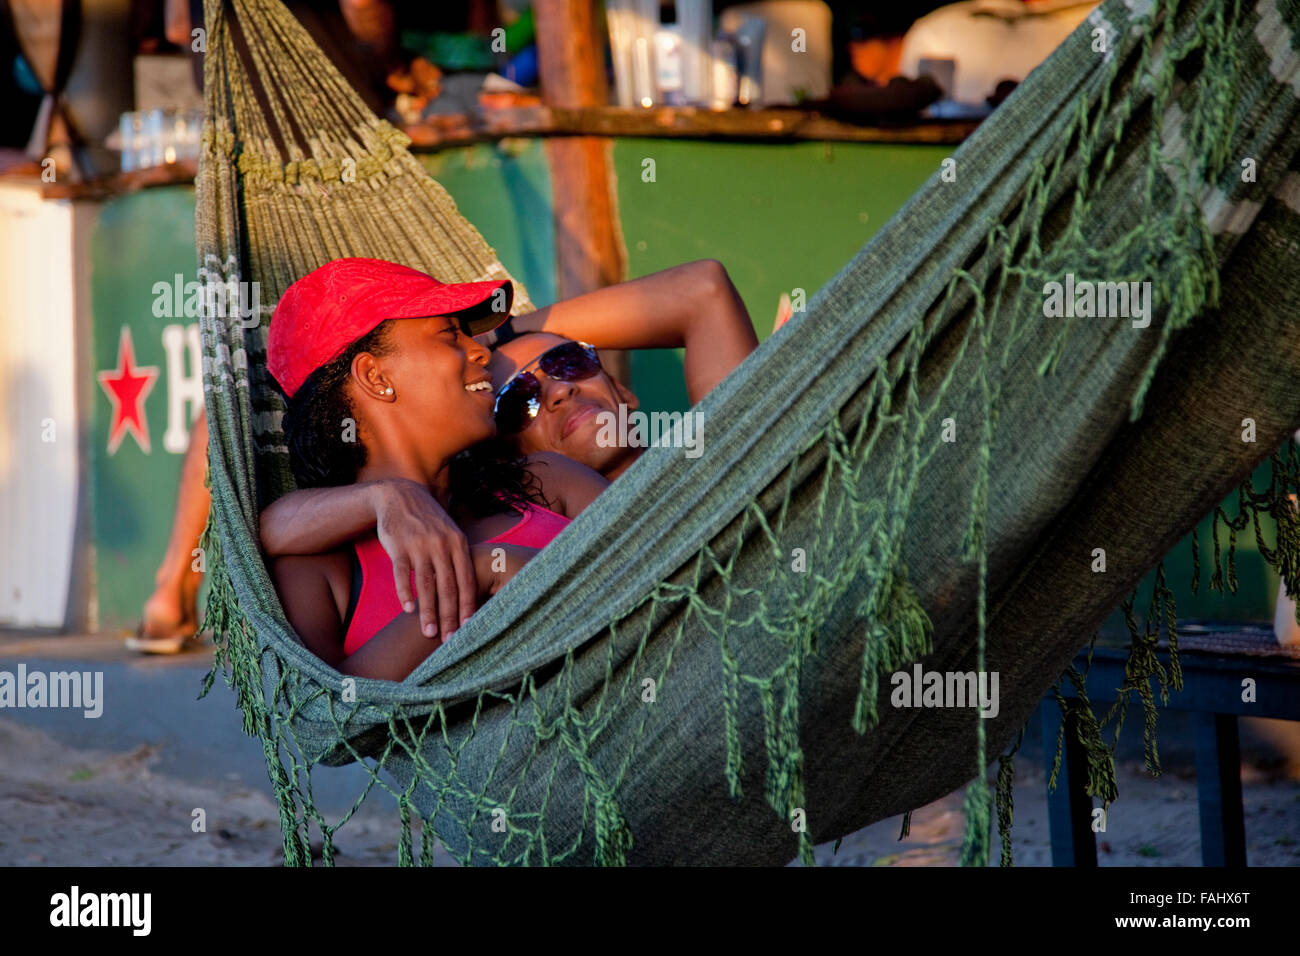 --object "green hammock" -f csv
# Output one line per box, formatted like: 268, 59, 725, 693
197, 0, 1300, 866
